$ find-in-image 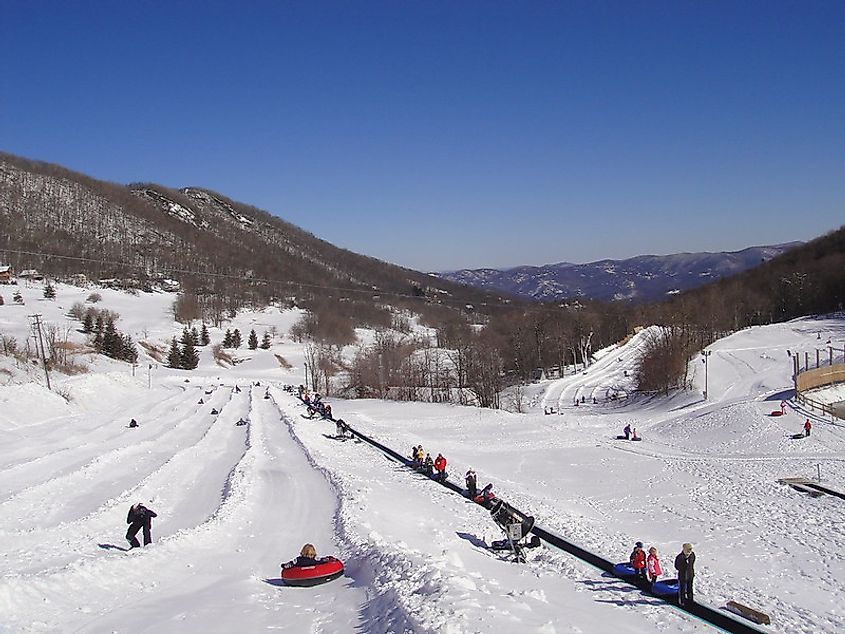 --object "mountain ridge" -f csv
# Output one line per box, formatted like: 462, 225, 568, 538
437, 243, 803, 303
